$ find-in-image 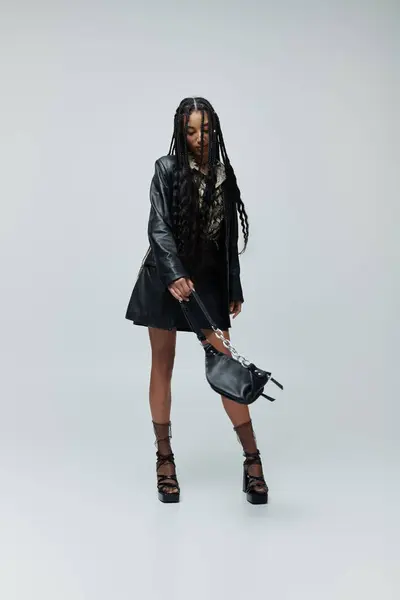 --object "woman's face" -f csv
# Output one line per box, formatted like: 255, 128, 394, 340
185, 110, 209, 162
